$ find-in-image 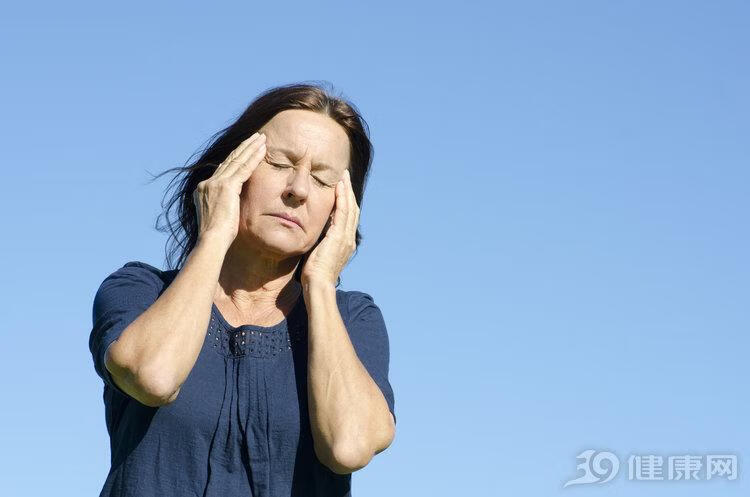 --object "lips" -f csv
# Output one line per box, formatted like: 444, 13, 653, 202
270, 213, 303, 229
